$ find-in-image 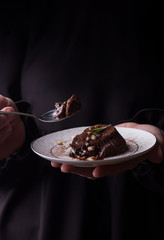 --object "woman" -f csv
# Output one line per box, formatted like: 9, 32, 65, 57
0, 1, 164, 240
